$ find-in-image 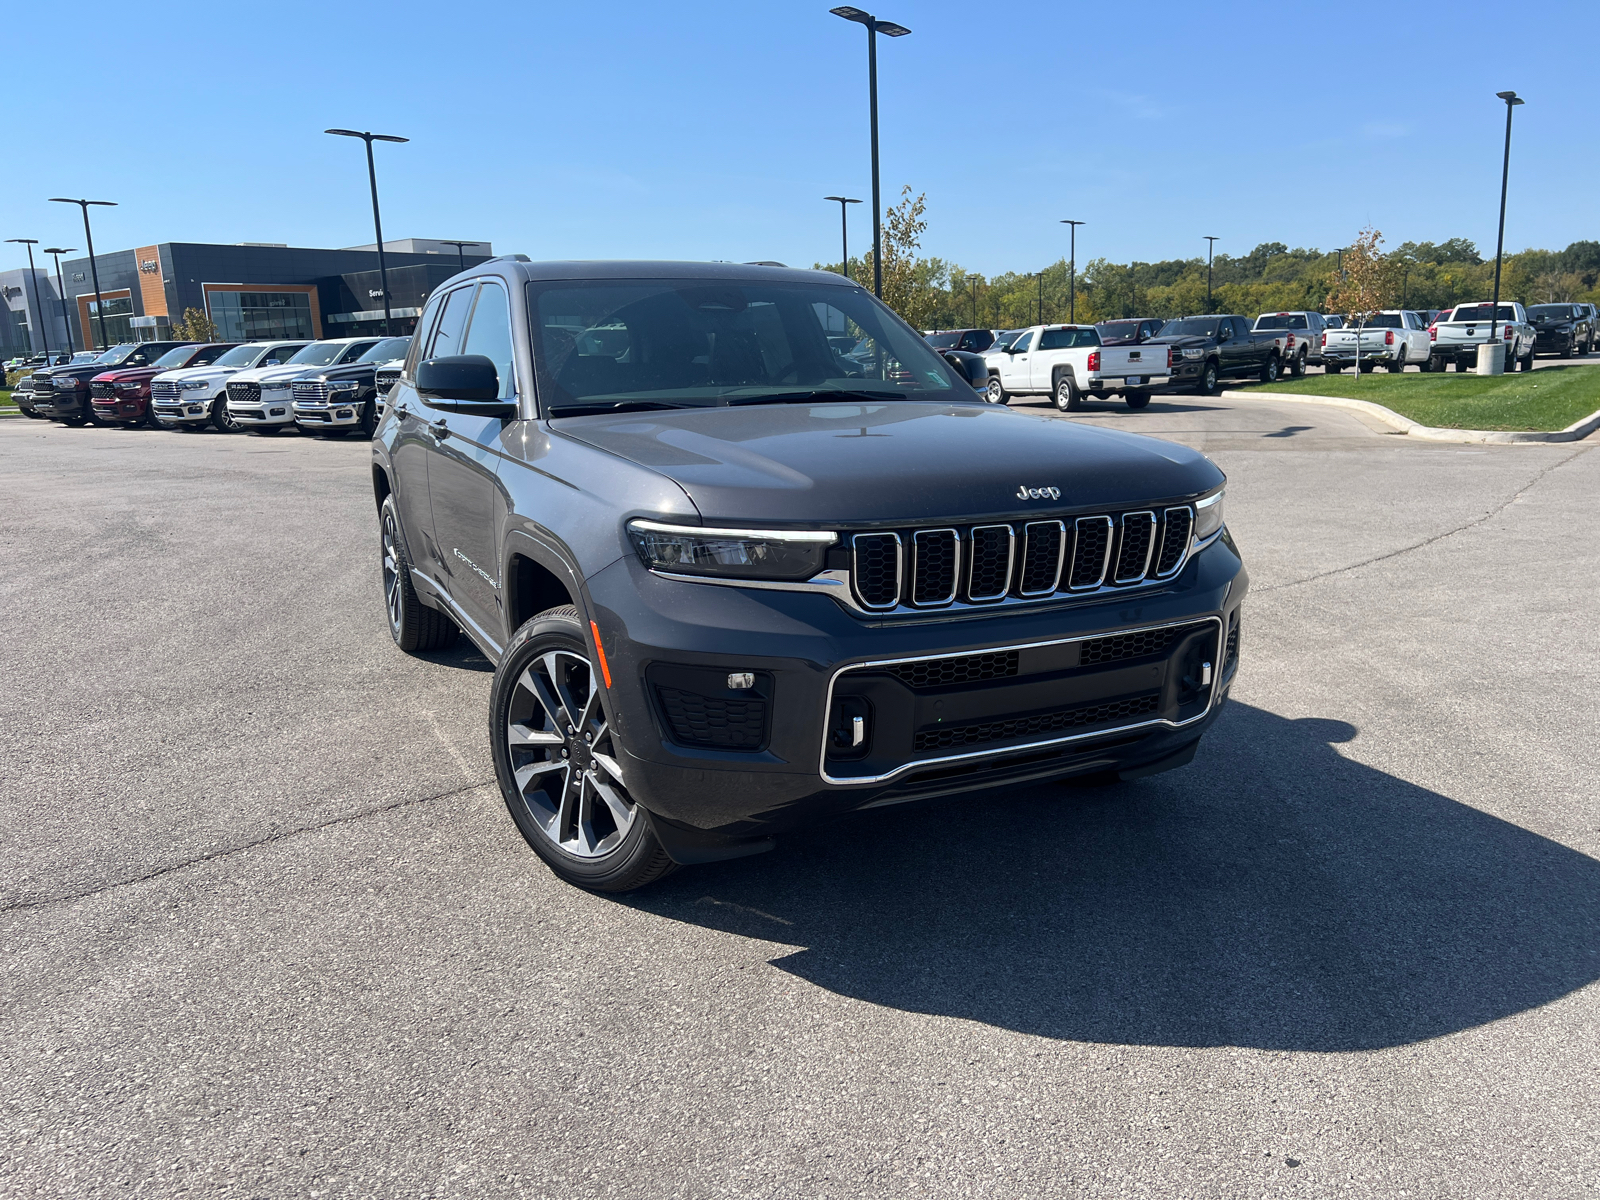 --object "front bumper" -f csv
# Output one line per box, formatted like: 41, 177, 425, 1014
229, 388, 296, 425
153, 393, 218, 424
92, 392, 150, 422
44, 386, 88, 417
585, 531, 1247, 838
1533, 331, 1577, 353
293, 395, 367, 428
